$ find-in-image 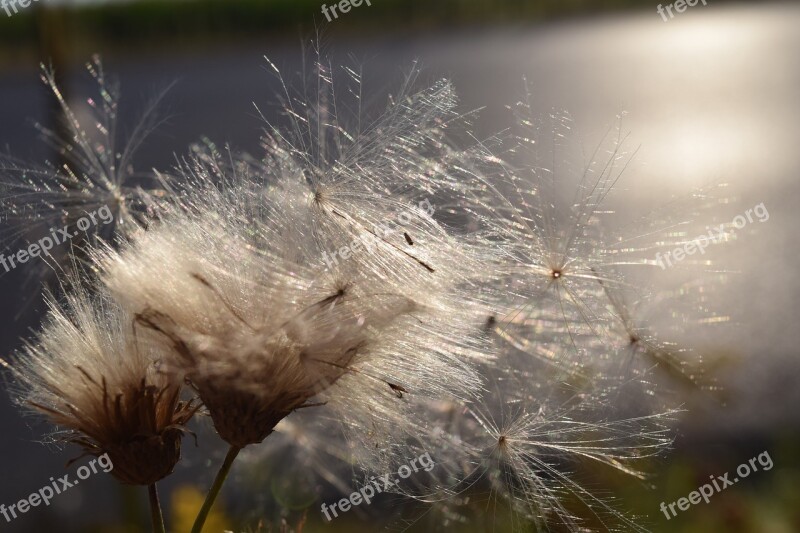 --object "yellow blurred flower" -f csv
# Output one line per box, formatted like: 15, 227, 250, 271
172, 485, 232, 532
